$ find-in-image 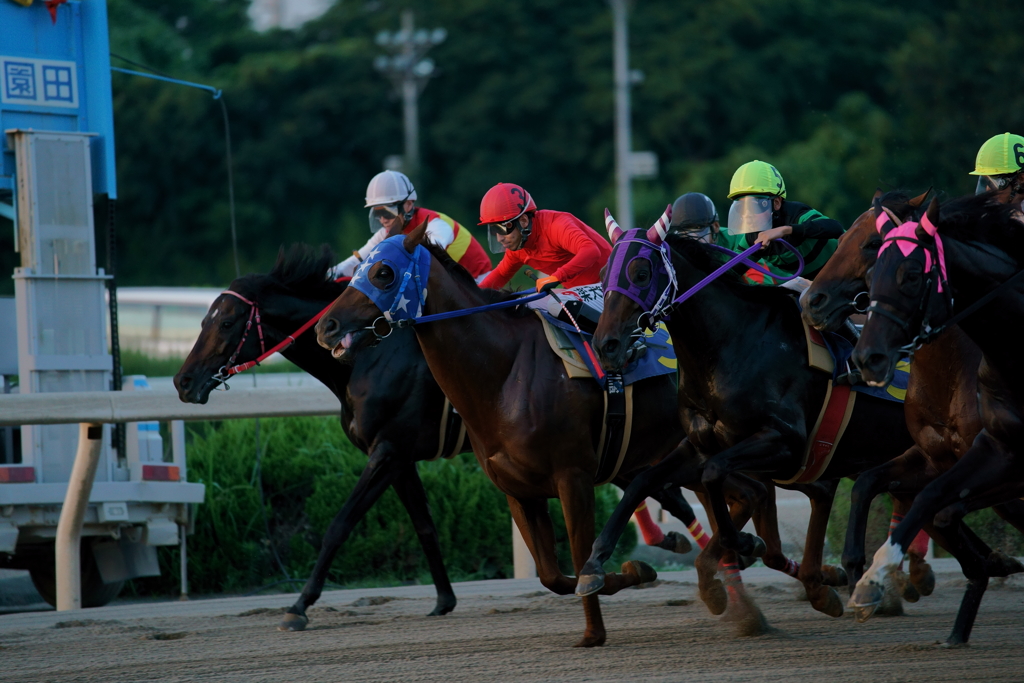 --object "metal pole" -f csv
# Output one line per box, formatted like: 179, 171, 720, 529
55, 423, 104, 611
611, 0, 634, 230
400, 10, 420, 182
179, 522, 189, 600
